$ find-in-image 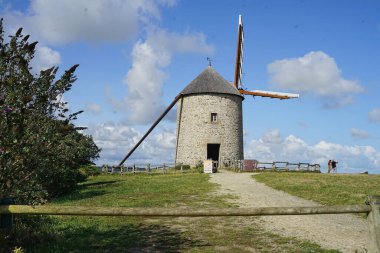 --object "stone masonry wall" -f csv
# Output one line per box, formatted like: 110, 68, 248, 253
175, 93, 243, 167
